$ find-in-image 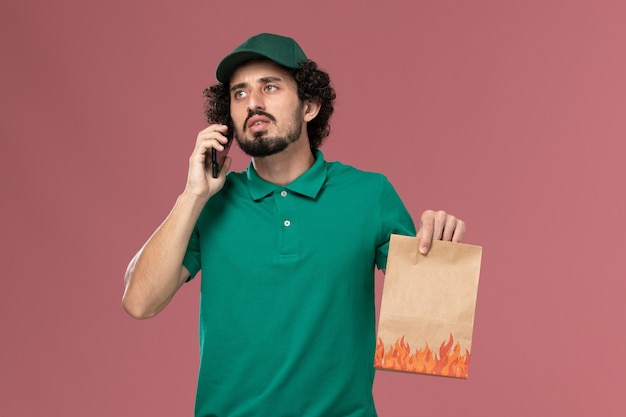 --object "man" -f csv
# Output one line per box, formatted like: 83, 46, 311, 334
123, 33, 466, 417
